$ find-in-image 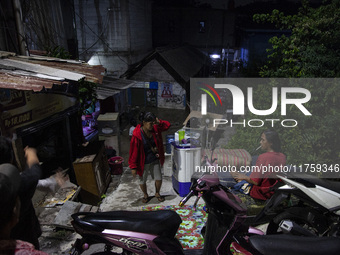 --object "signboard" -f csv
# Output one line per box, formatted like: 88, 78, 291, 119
0, 89, 77, 133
